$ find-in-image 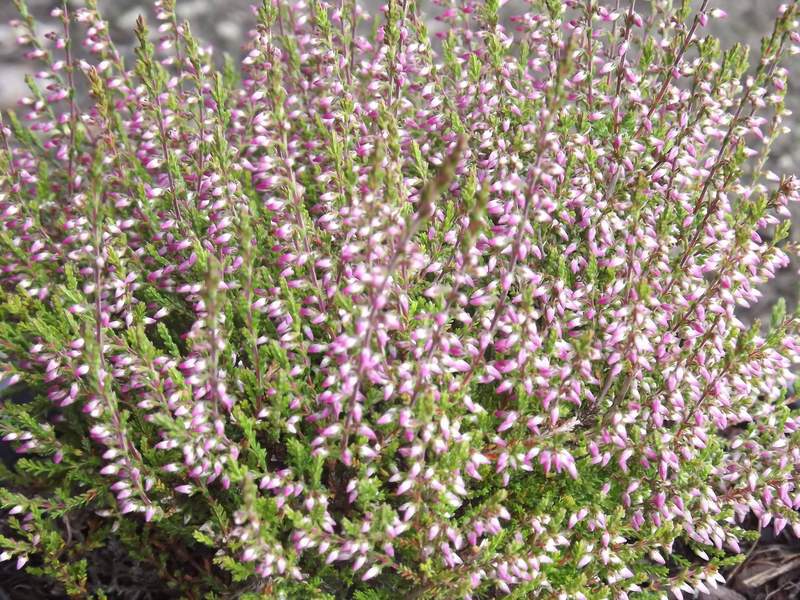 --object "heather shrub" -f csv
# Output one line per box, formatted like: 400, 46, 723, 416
3, 0, 800, 597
